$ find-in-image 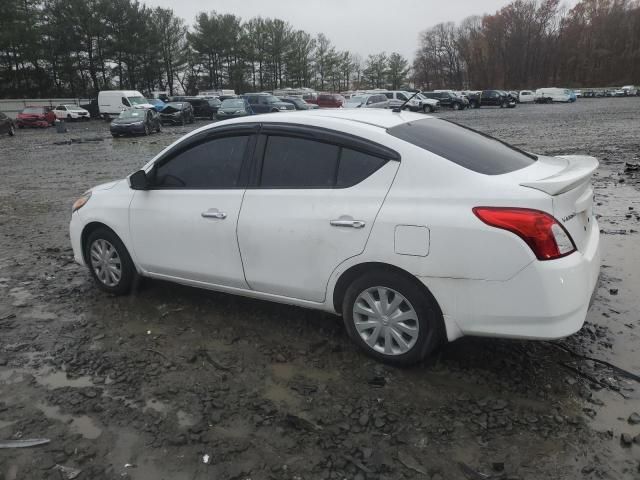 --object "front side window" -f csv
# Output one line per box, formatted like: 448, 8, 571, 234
154, 136, 249, 189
